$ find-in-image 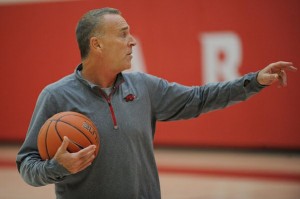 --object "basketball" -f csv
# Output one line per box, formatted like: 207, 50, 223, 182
37, 111, 100, 160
